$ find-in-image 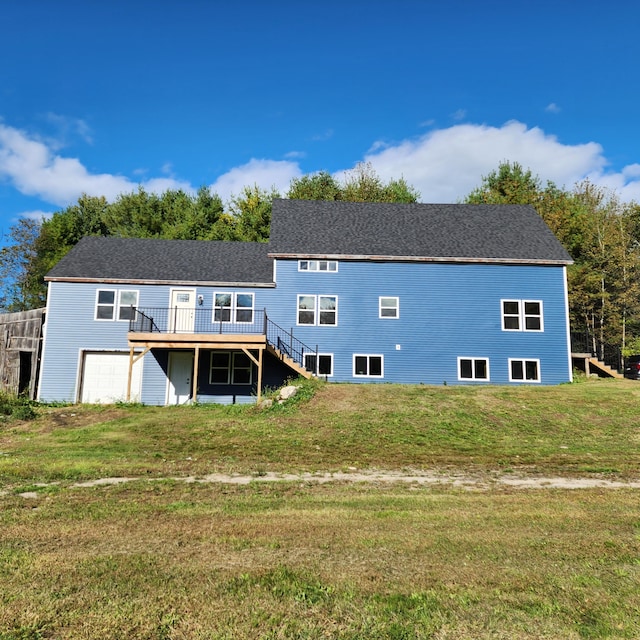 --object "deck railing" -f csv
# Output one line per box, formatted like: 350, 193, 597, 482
129, 307, 266, 335
129, 307, 317, 372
